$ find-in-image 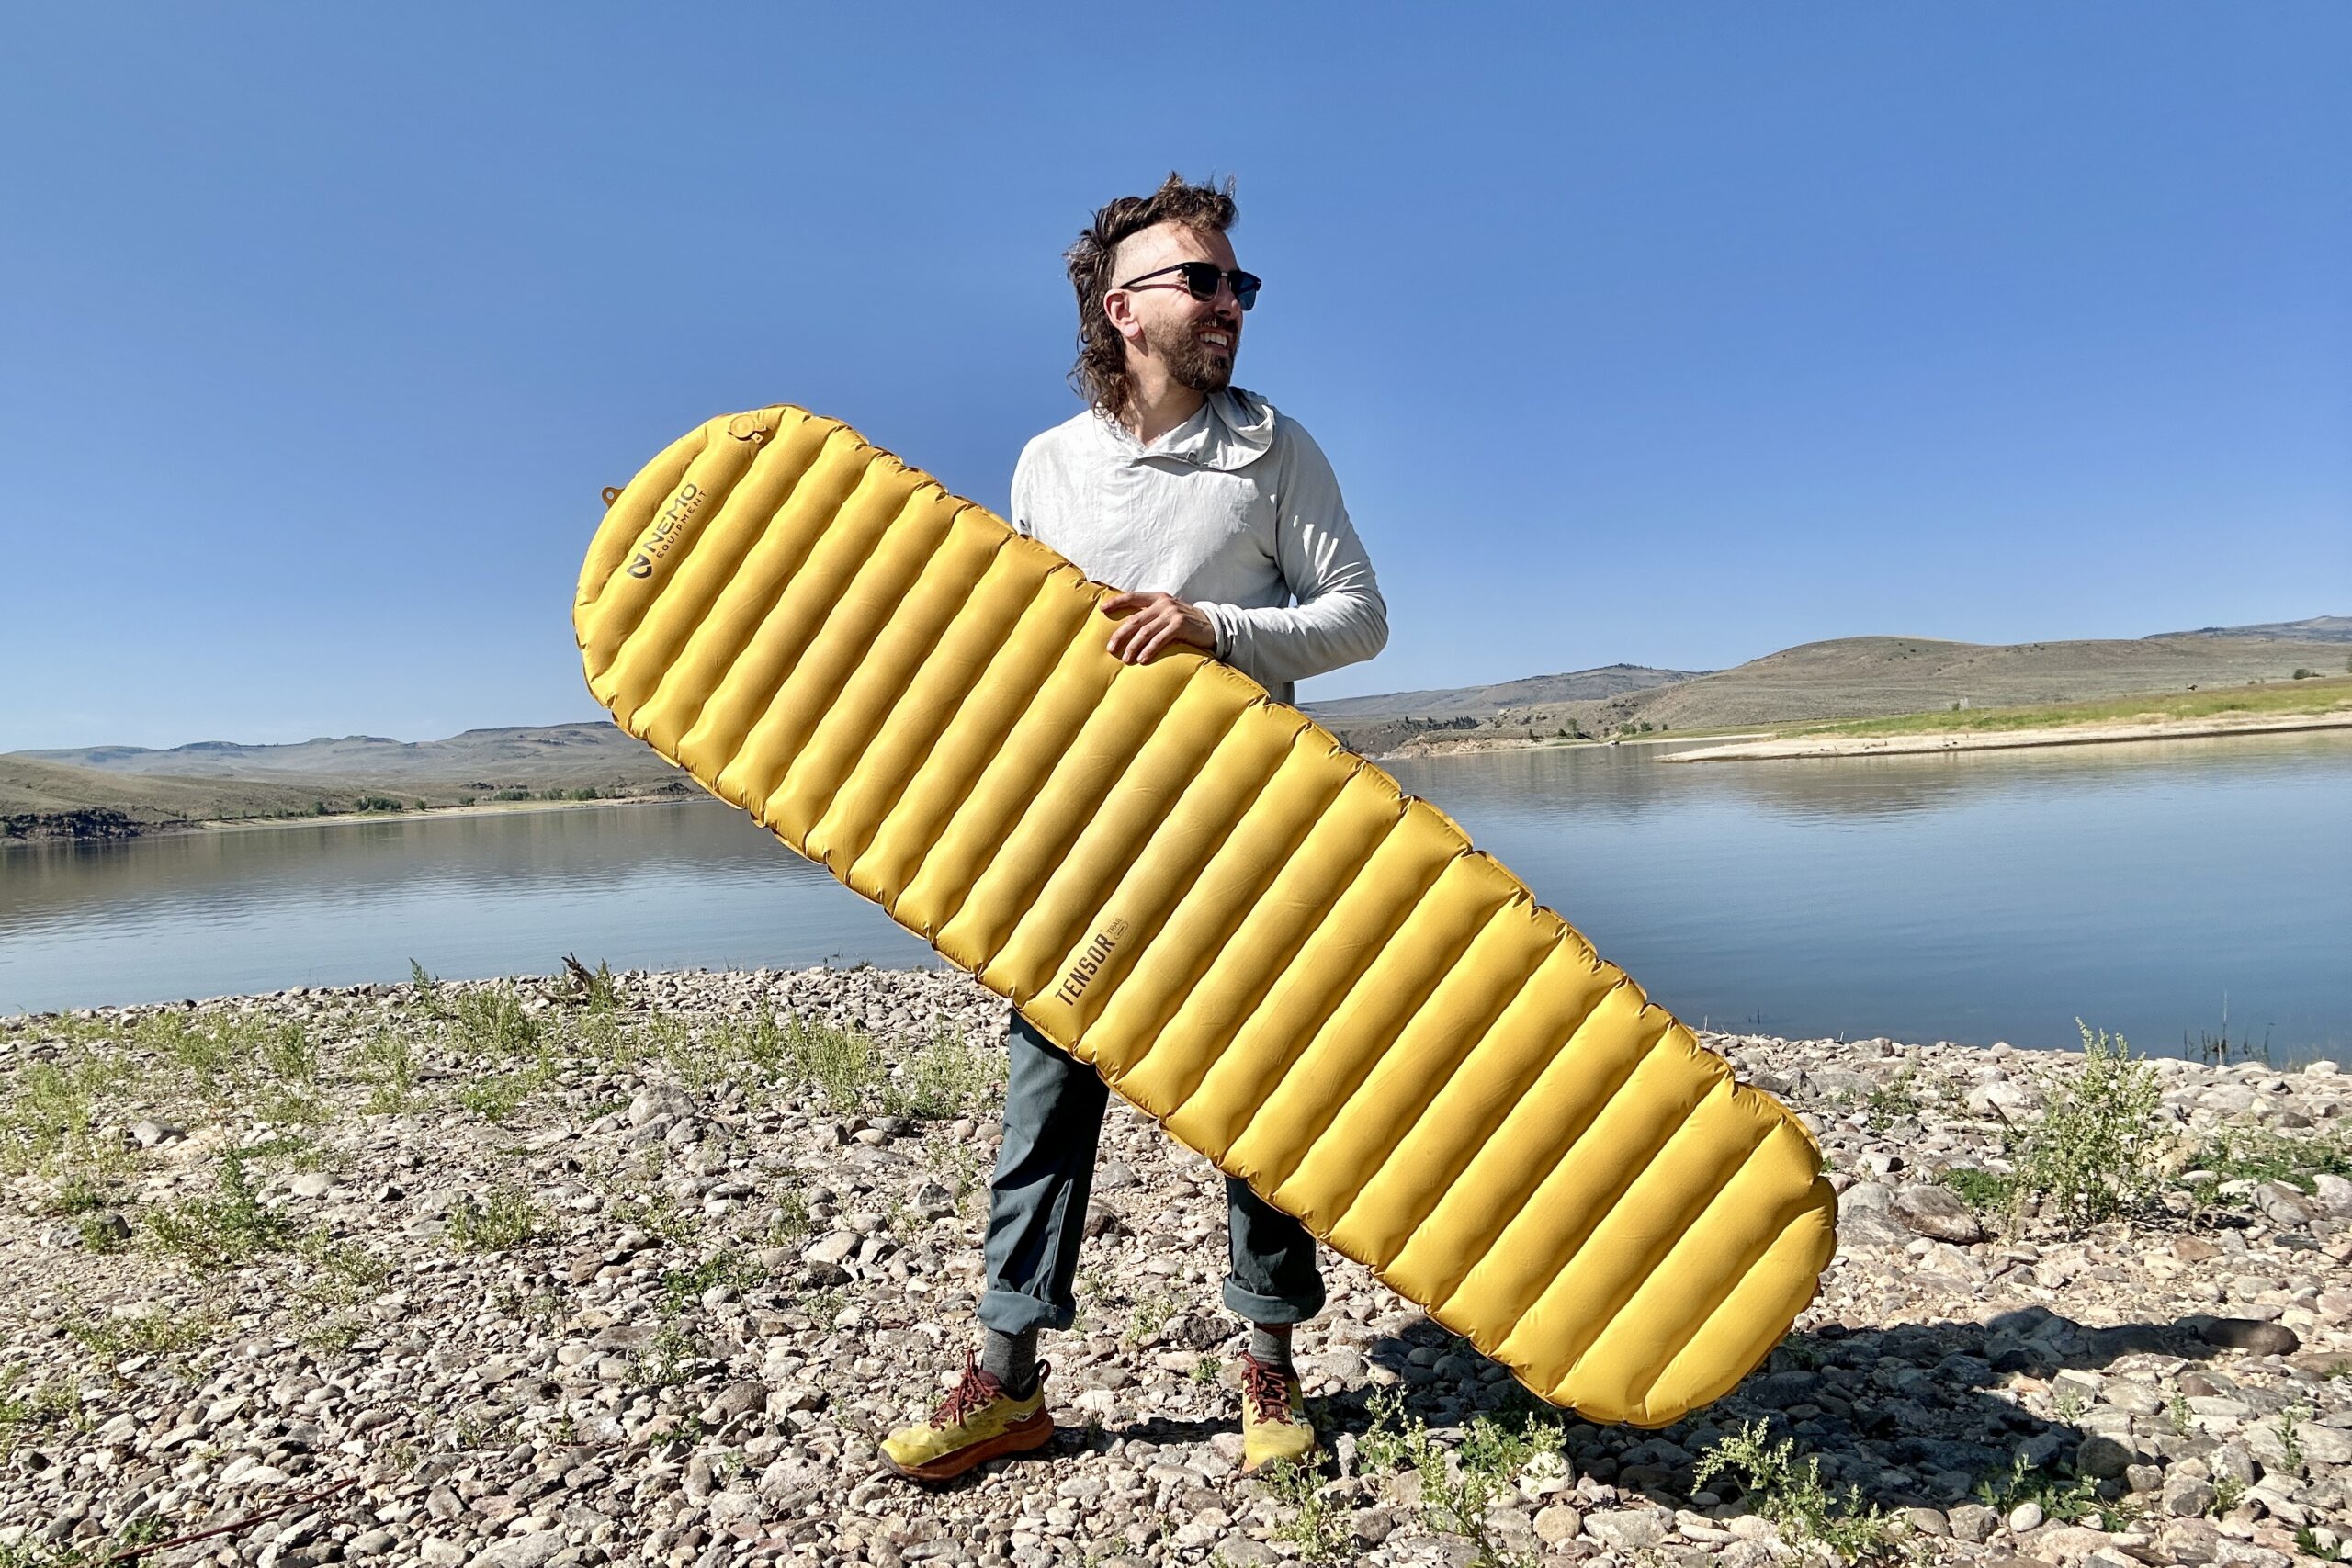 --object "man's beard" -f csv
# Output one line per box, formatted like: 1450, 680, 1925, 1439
1146, 317, 1236, 396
